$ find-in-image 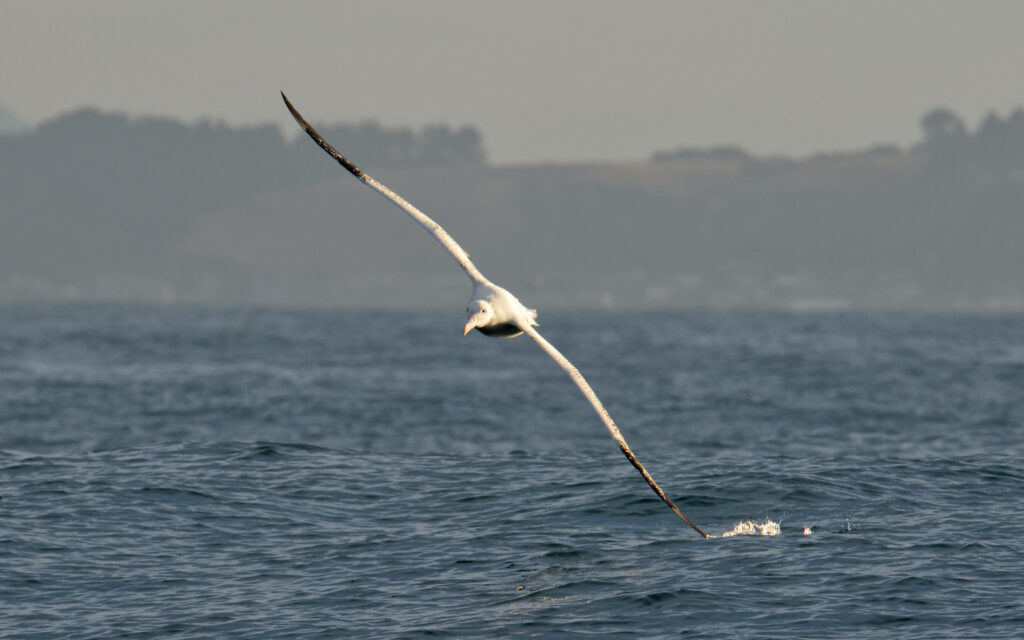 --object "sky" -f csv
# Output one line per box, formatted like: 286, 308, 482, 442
4, 0, 1024, 164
